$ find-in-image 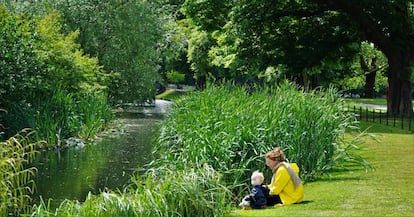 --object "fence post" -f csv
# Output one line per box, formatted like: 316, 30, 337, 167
372, 108, 375, 122
379, 109, 382, 124
393, 113, 396, 127
401, 114, 404, 130
386, 111, 389, 126
353, 105, 356, 120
